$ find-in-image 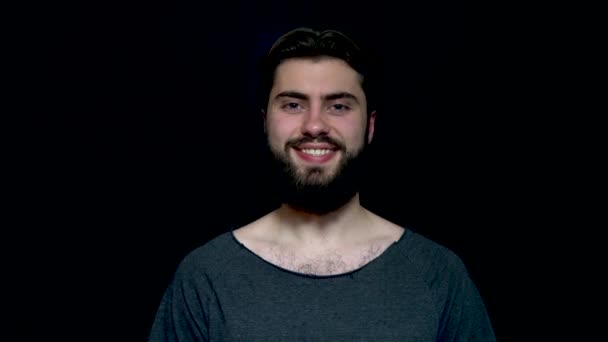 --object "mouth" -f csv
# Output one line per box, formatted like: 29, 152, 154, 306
292, 146, 339, 163
298, 148, 334, 156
